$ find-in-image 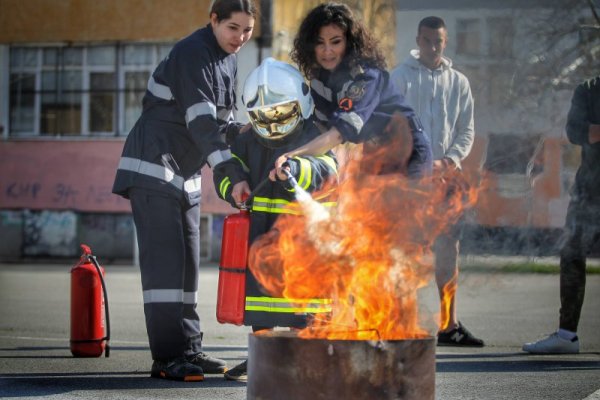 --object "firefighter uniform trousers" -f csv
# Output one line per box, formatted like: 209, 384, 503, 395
129, 187, 202, 361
